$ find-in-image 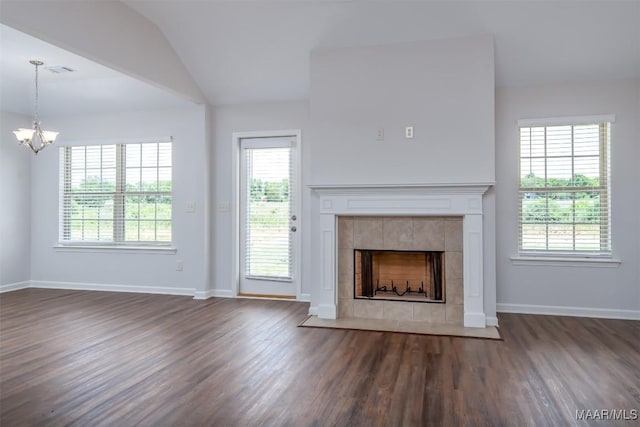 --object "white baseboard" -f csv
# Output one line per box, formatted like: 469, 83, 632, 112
298, 293, 311, 302
193, 289, 213, 300
308, 306, 318, 316
486, 316, 499, 327
194, 289, 235, 300
464, 312, 487, 328
30, 280, 195, 297
208, 289, 235, 298
0, 281, 30, 293
497, 303, 640, 321
317, 304, 336, 319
